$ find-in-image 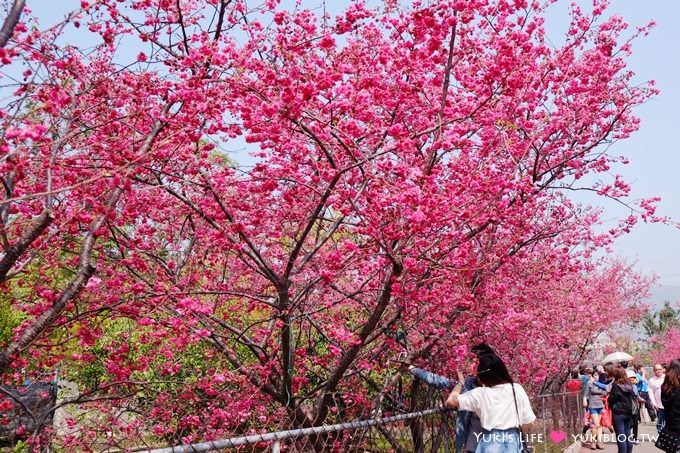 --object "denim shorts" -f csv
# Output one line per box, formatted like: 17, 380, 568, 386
475, 428, 522, 453
589, 408, 604, 415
